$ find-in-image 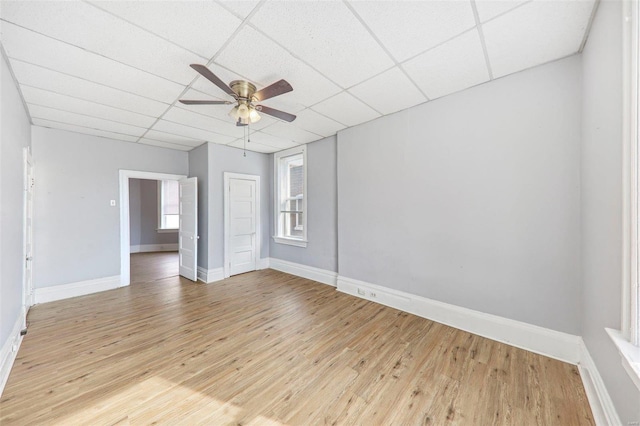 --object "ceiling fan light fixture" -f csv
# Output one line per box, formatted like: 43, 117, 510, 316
249, 108, 261, 123
237, 103, 250, 119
